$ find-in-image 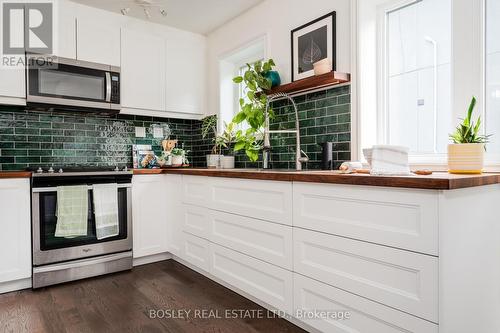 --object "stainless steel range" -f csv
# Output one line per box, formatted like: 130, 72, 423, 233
30, 166, 133, 288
